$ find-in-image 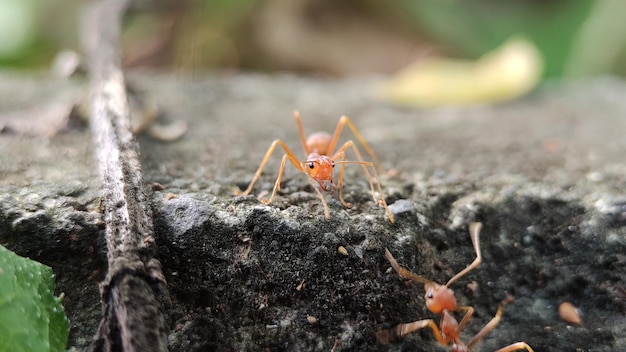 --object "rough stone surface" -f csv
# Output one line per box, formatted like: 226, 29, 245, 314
1, 71, 625, 351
